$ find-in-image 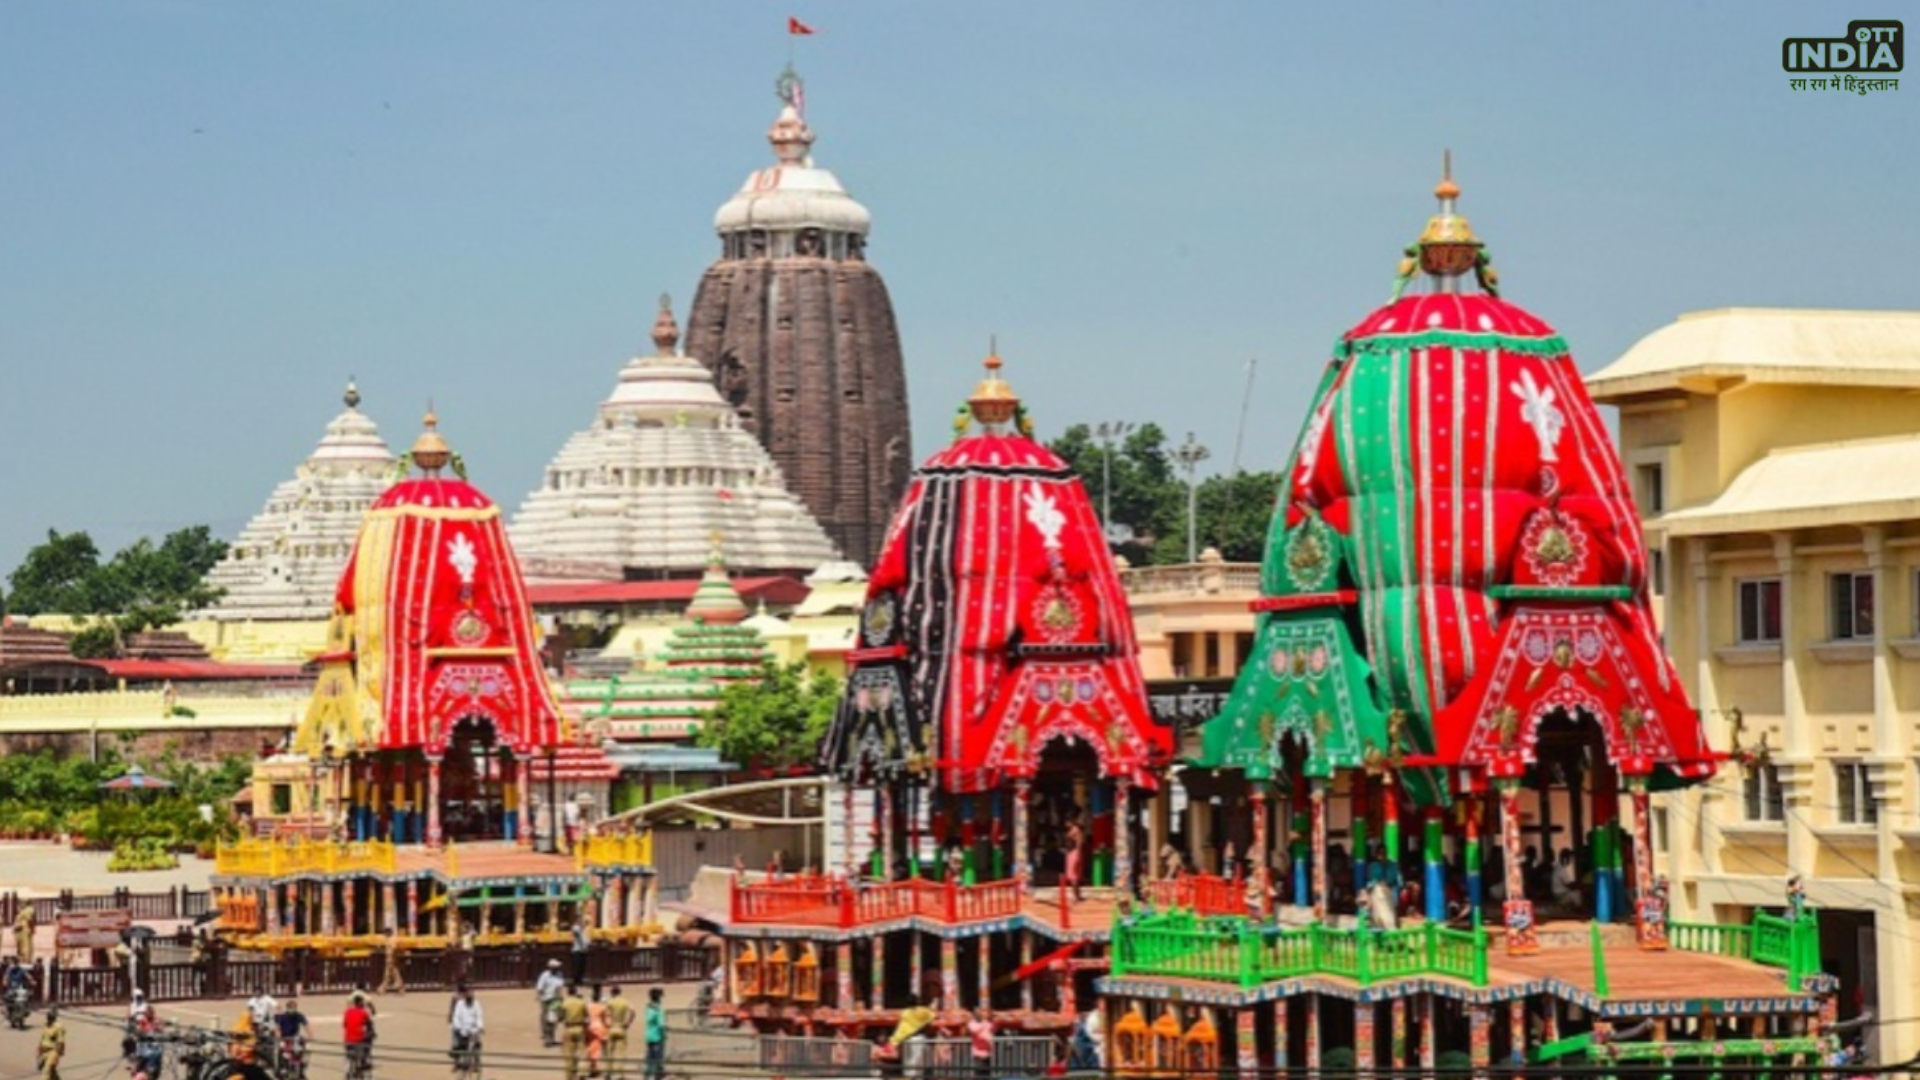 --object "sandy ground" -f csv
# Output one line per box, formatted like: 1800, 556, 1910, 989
0, 842, 216, 898
0, 982, 709, 1080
